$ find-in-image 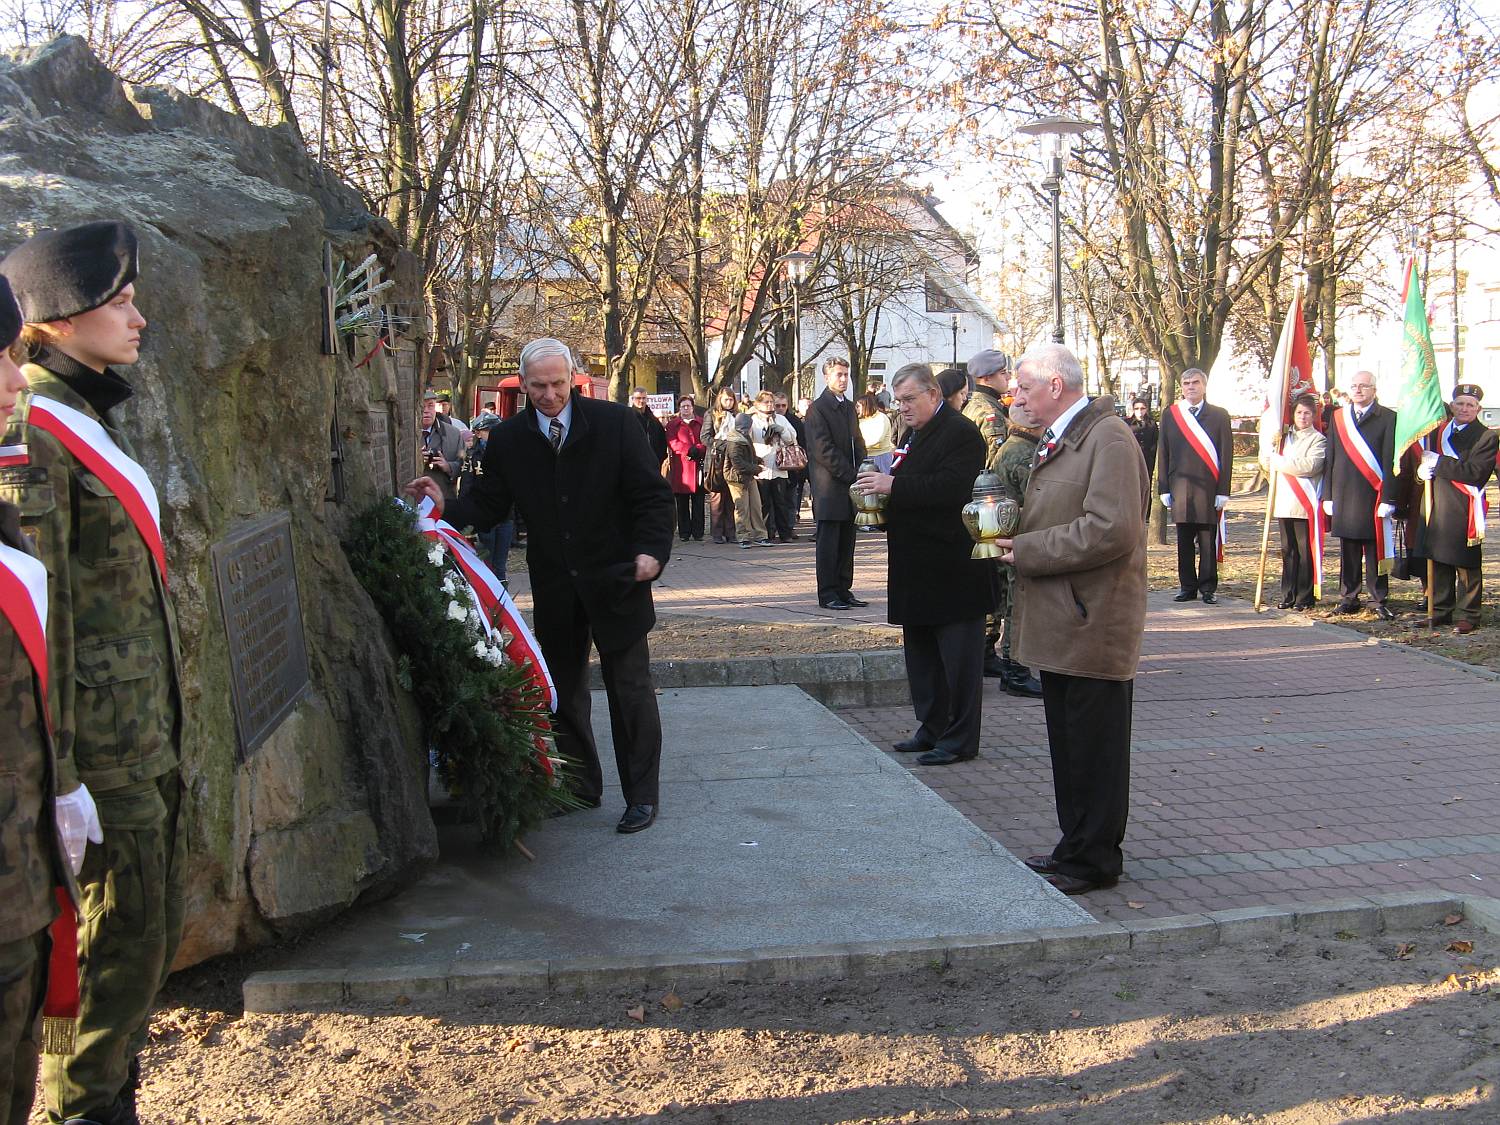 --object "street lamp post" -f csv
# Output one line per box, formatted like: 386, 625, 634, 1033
780, 250, 813, 397
950, 312, 960, 367
1018, 115, 1094, 346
